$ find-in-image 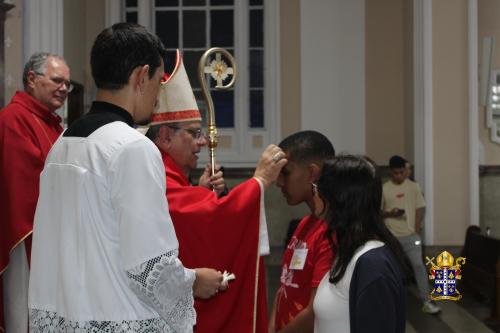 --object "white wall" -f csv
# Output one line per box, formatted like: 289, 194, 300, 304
23, 0, 63, 63
300, 0, 365, 154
